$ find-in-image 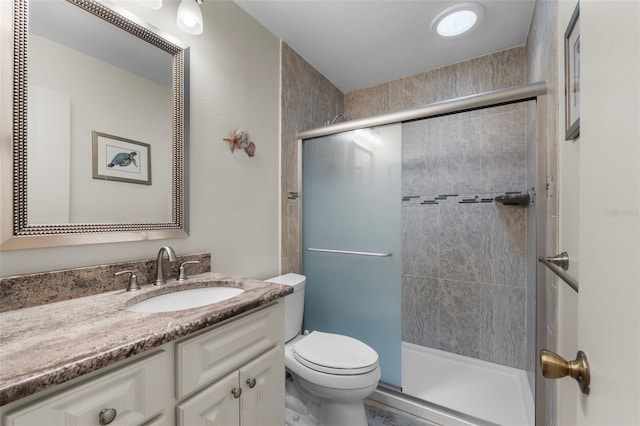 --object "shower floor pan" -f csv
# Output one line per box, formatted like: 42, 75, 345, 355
372, 342, 534, 426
